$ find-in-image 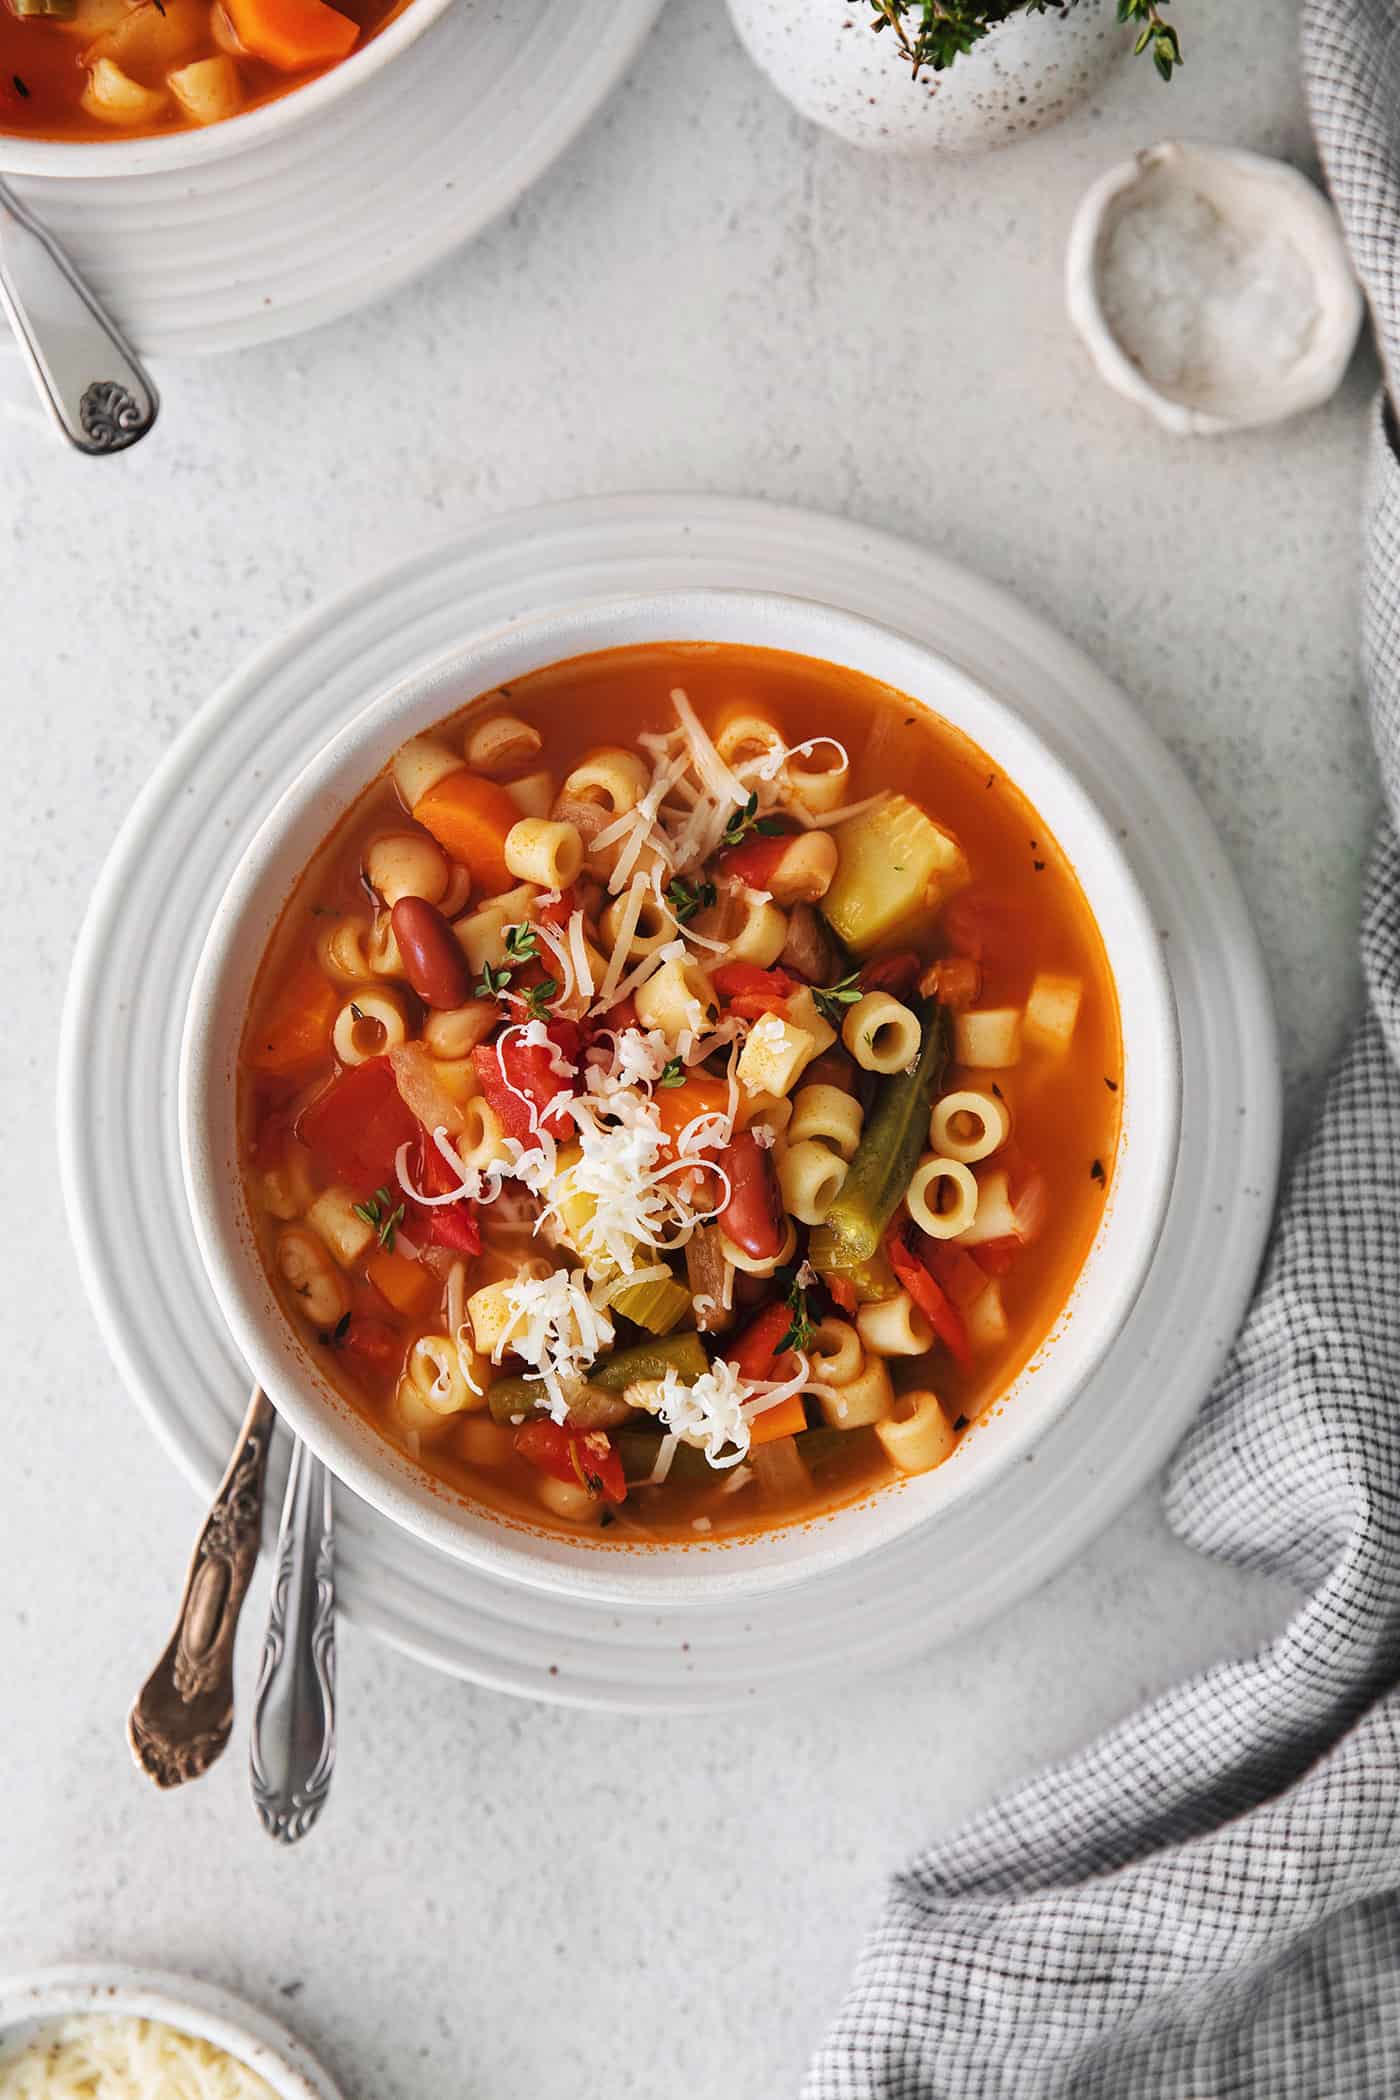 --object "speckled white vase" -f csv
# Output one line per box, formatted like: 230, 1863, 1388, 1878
727, 0, 1124, 155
